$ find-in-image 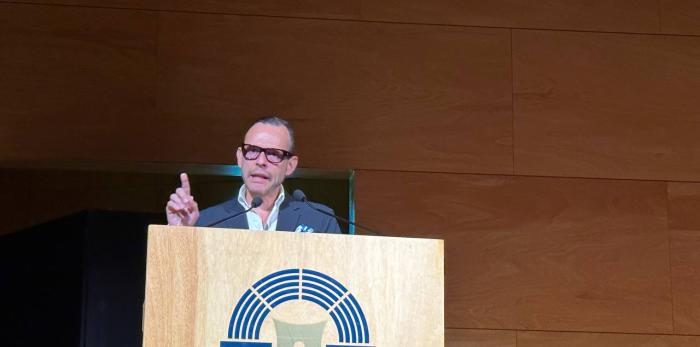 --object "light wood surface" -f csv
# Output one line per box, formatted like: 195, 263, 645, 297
143, 227, 199, 346
143, 225, 444, 346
